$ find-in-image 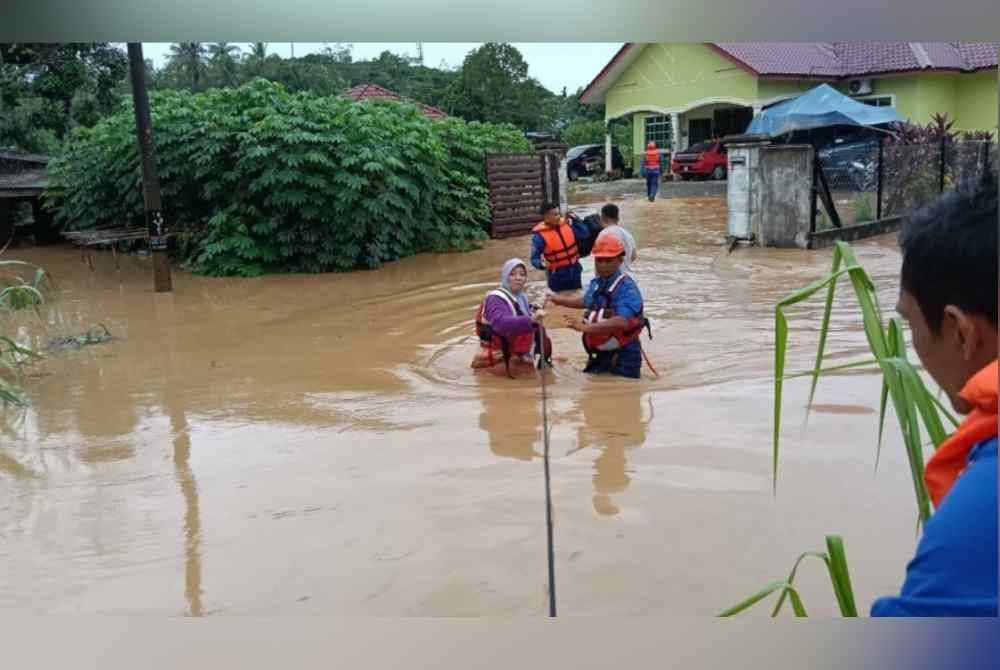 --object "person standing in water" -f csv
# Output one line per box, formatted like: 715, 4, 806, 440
548, 234, 649, 379
592, 204, 637, 275
472, 258, 551, 377
642, 141, 661, 202
531, 202, 586, 293
574, 203, 637, 274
